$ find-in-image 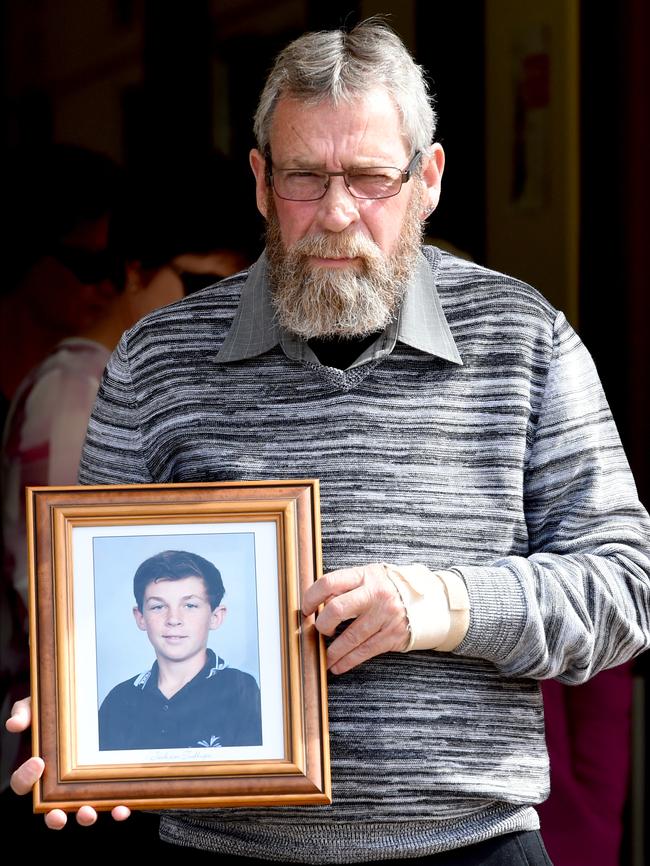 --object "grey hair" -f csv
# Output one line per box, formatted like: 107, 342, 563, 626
253, 18, 436, 155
